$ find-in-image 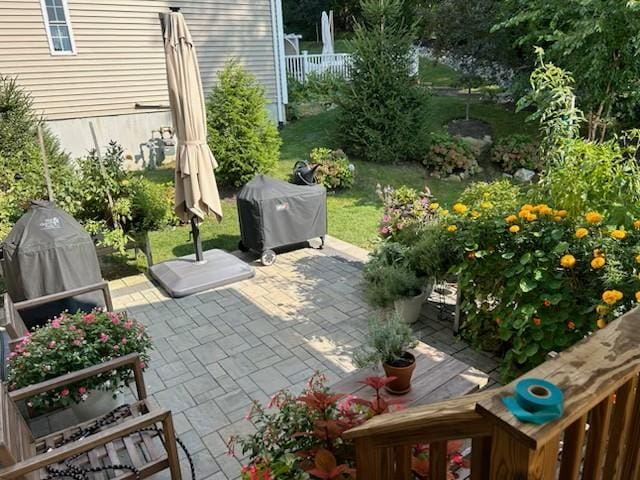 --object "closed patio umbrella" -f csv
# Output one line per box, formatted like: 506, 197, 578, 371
321, 11, 334, 55
150, 8, 254, 298
161, 8, 222, 261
